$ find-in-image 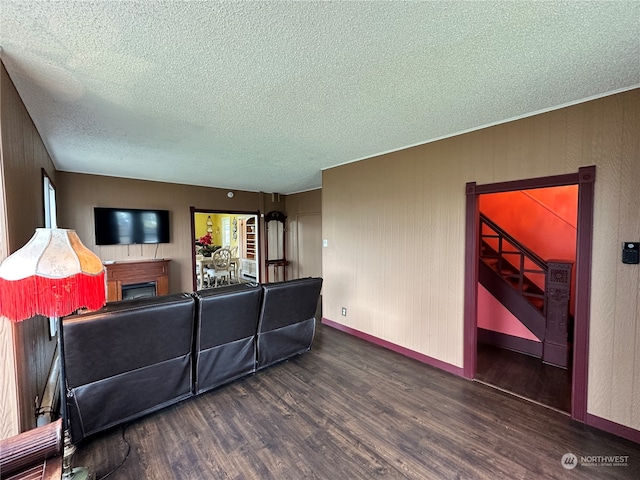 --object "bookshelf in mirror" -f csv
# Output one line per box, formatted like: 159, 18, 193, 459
244, 217, 256, 259
240, 217, 257, 280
